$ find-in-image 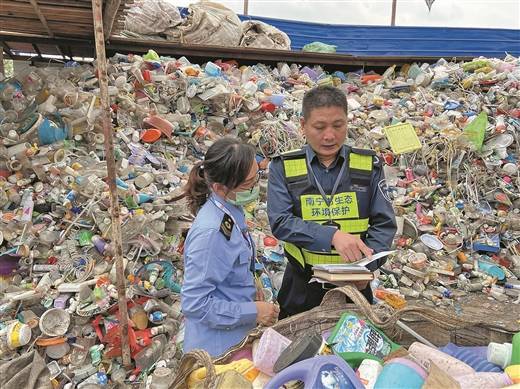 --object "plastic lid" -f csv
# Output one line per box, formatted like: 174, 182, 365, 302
420, 234, 444, 251
141, 128, 162, 143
